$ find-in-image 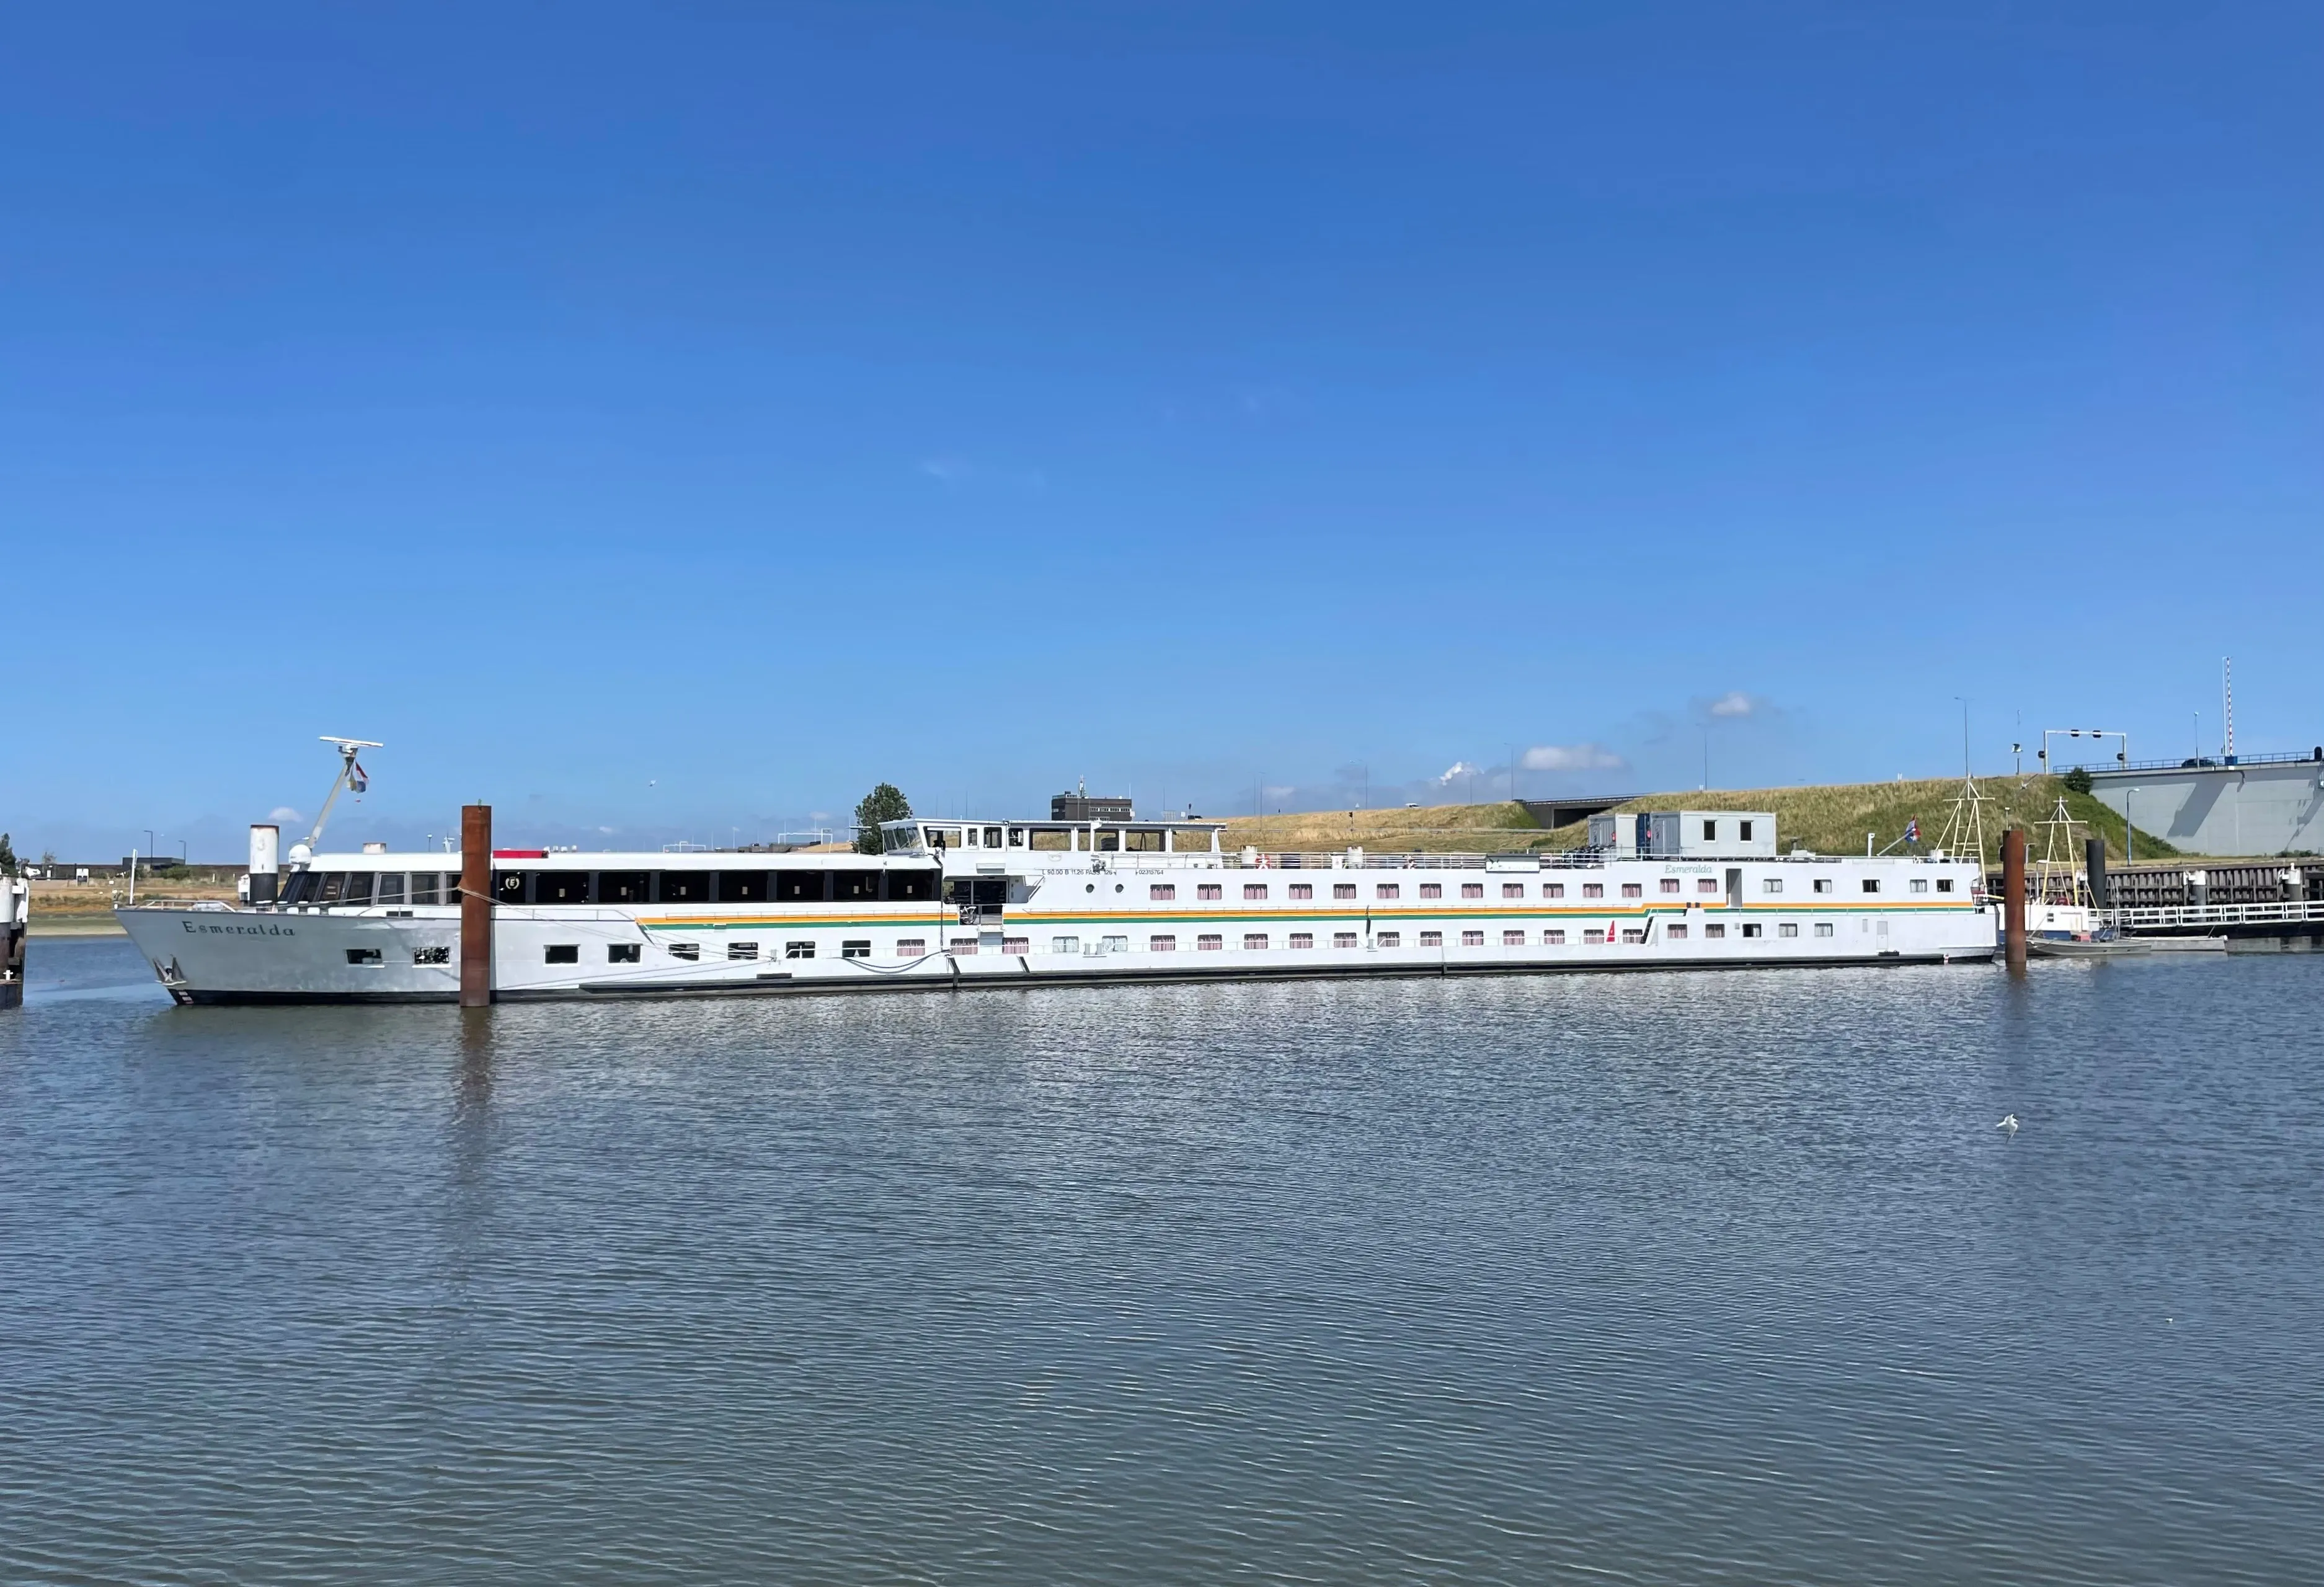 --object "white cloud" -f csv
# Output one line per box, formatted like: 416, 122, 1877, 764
1437, 761, 1484, 785
1706, 691, 1761, 718
268, 806, 303, 823
1520, 743, 1628, 773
